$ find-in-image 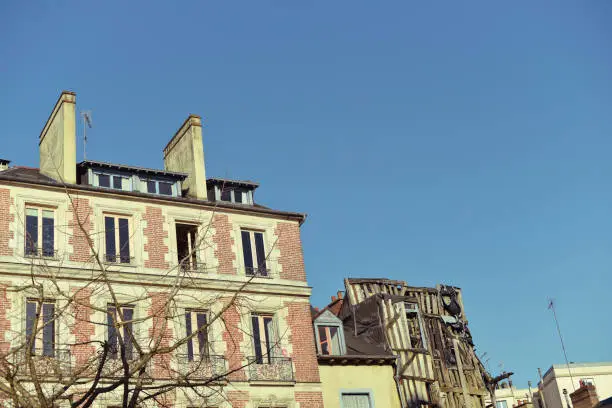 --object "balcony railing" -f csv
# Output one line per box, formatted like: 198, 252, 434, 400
176, 354, 226, 379
24, 248, 59, 260
104, 254, 135, 265
247, 356, 293, 382
100, 352, 150, 378
14, 348, 71, 376
245, 266, 274, 279
179, 260, 208, 273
